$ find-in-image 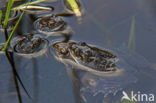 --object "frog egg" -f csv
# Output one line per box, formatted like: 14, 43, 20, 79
10, 33, 49, 58
33, 14, 72, 37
